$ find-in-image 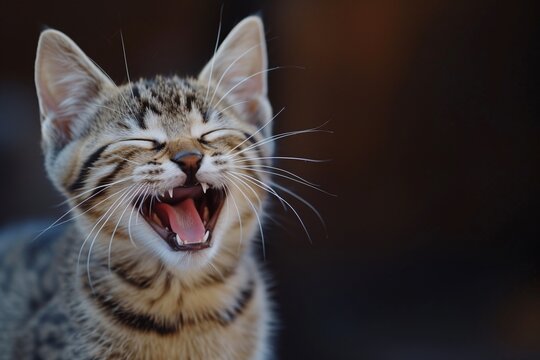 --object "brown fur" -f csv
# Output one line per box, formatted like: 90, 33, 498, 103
0, 16, 274, 359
